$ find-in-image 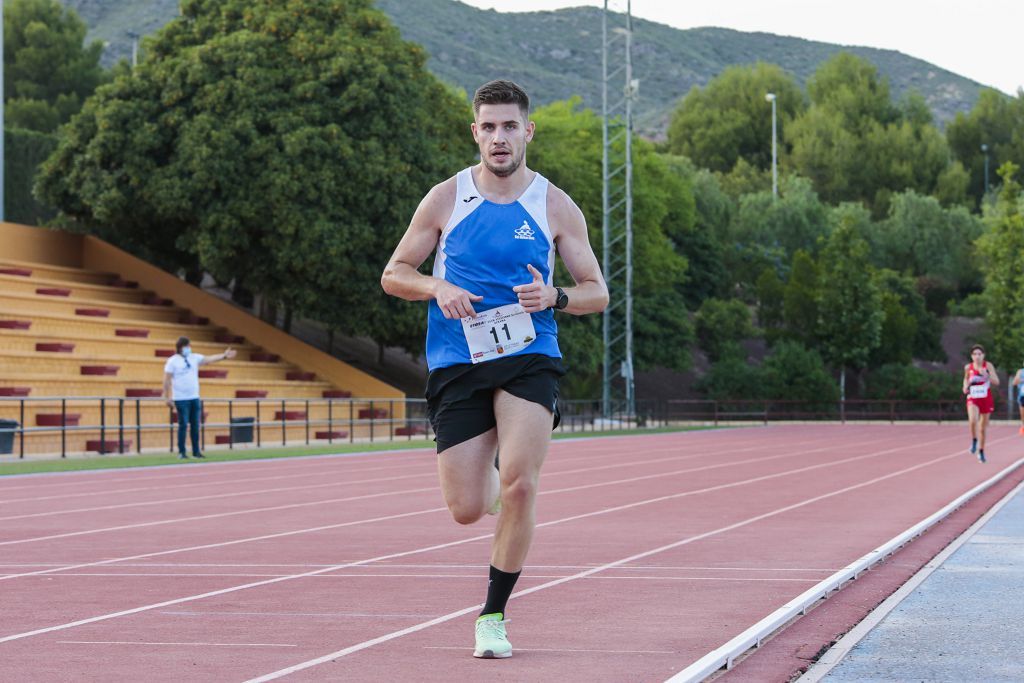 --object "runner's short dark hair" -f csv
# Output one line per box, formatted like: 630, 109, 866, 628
970, 344, 985, 354
176, 336, 191, 353
473, 80, 530, 119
